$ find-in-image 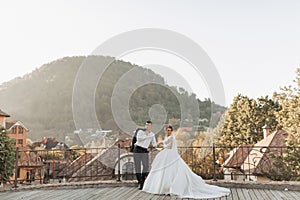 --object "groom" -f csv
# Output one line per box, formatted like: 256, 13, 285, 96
133, 120, 158, 190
